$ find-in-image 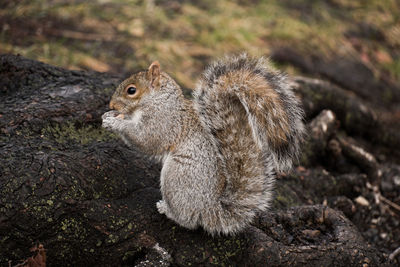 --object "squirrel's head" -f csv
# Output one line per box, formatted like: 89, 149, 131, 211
109, 61, 180, 116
